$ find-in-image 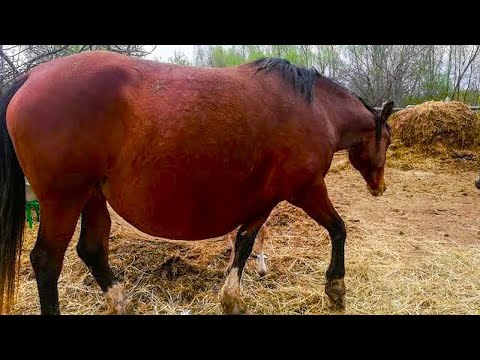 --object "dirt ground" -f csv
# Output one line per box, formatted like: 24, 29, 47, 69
12, 152, 480, 315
